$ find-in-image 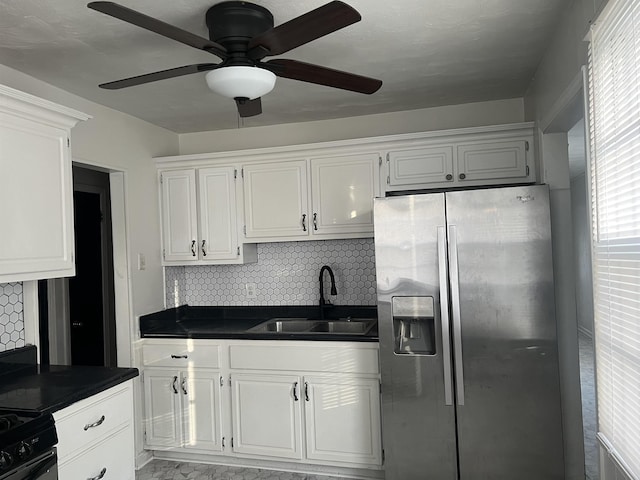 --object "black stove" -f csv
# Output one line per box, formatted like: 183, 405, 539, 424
0, 410, 57, 479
